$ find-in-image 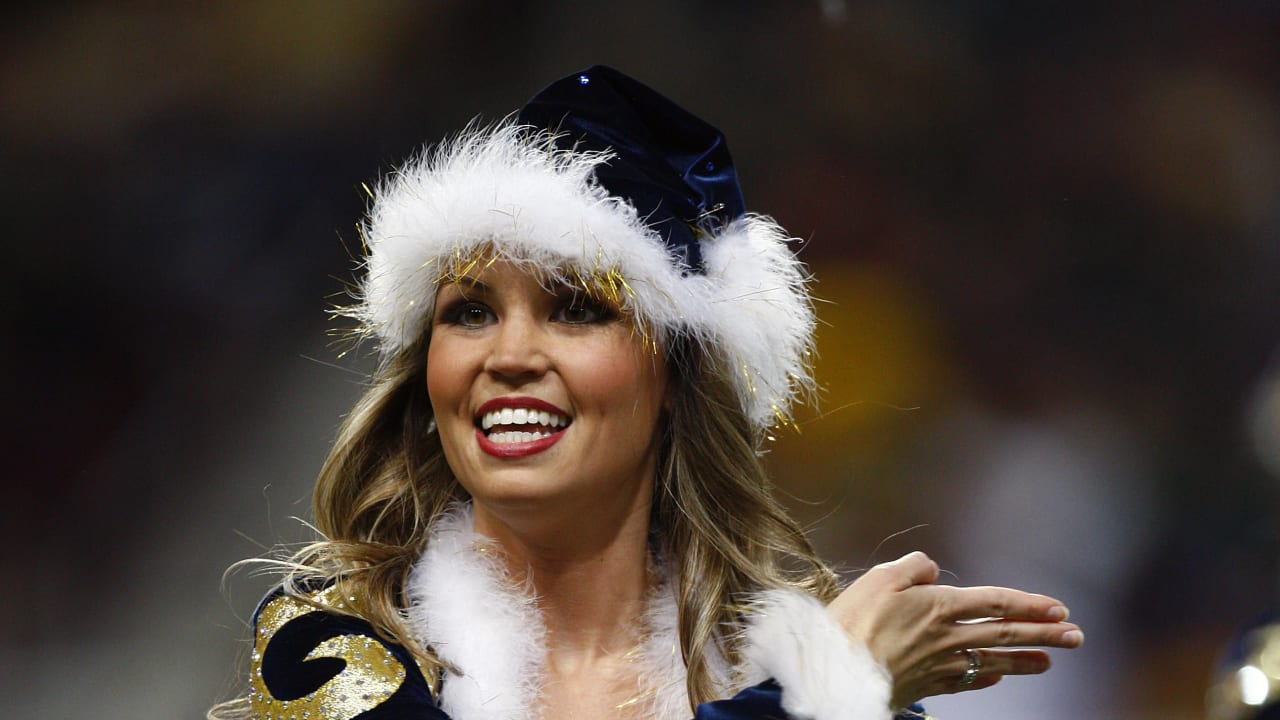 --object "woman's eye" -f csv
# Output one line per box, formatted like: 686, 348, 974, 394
460, 306, 491, 326
554, 297, 611, 324
441, 301, 494, 327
